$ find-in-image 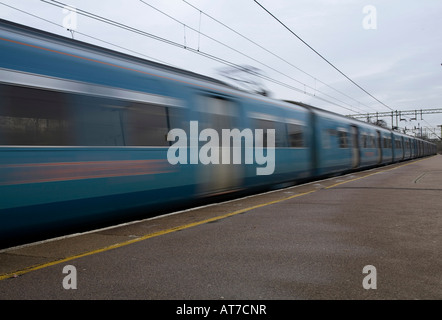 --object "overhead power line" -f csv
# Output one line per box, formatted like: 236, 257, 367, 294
138, 0, 364, 114
422, 119, 441, 139
347, 108, 442, 135
39, 0, 361, 113
253, 0, 394, 112
347, 108, 442, 119
0, 2, 171, 65
182, 0, 377, 113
